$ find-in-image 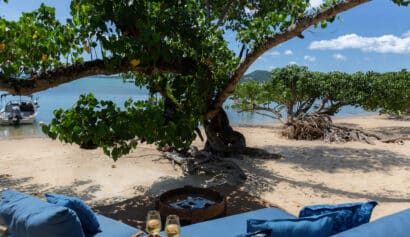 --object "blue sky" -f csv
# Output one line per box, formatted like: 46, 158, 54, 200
1, 0, 410, 74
